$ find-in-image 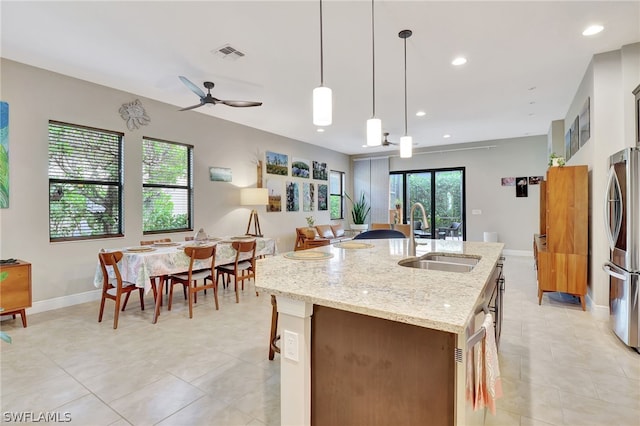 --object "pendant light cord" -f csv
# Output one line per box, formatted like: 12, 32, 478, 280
371, 0, 376, 117
403, 36, 408, 135
319, 0, 324, 86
